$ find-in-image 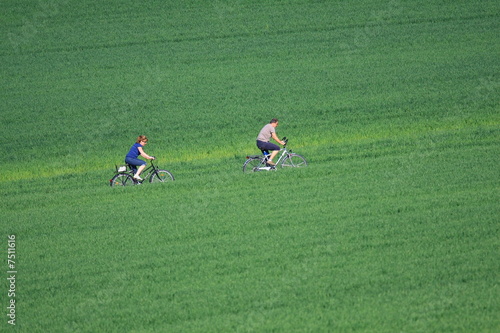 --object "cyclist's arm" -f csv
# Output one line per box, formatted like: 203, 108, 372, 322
271, 132, 285, 145
138, 147, 154, 160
